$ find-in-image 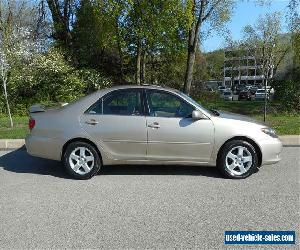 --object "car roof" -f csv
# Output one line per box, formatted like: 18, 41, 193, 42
97, 84, 176, 93
73, 84, 177, 103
